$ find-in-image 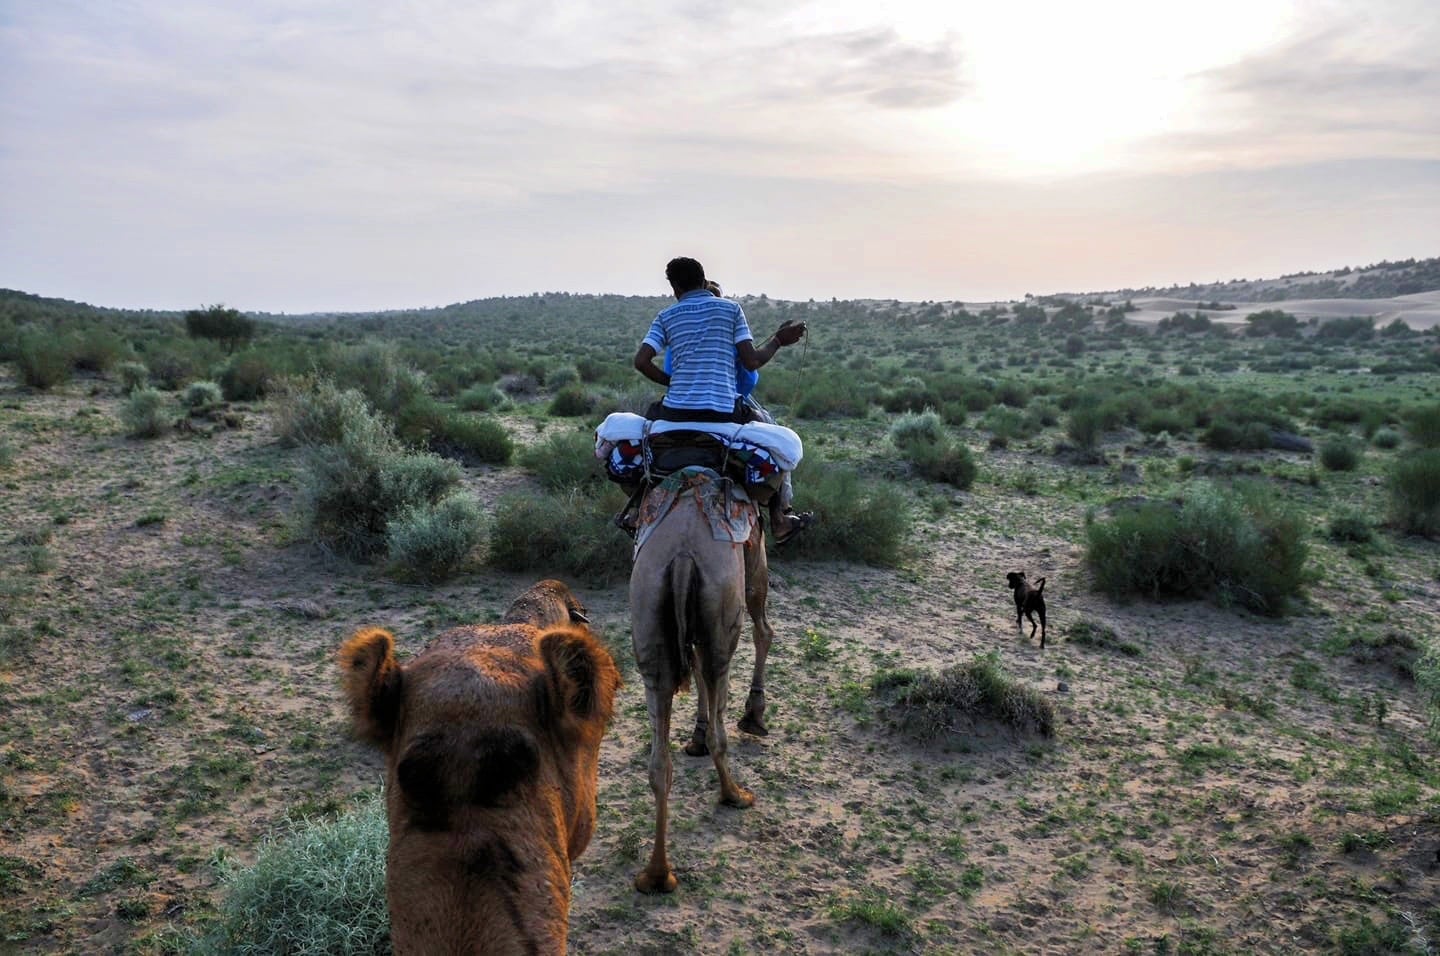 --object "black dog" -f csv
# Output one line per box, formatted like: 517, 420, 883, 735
1006, 572, 1047, 648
